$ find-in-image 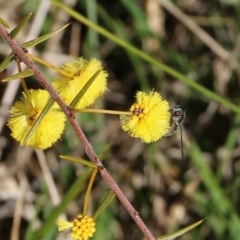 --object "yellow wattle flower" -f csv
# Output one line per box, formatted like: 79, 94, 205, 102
7, 89, 66, 149
120, 91, 170, 143
58, 215, 96, 240
52, 57, 108, 109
